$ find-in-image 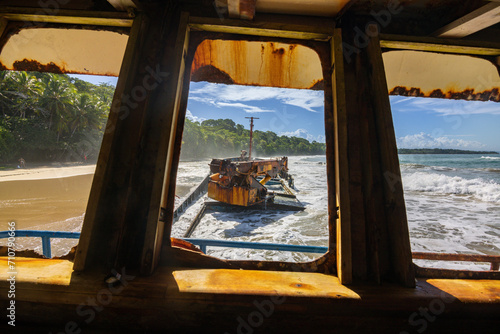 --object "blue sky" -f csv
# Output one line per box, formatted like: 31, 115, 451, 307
71, 75, 500, 152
